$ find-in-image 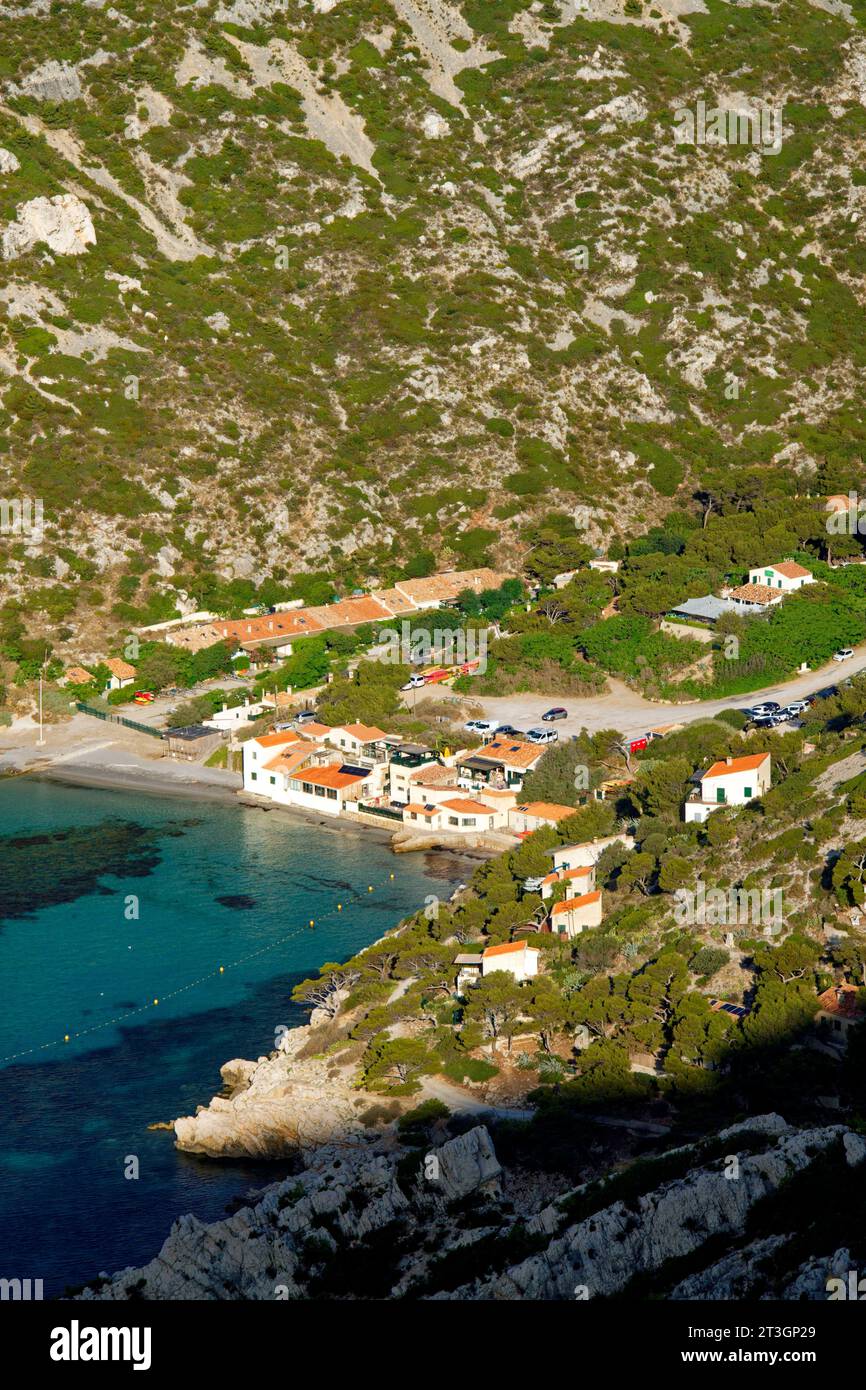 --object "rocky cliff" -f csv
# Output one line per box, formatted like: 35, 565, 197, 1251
78, 1112, 866, 1301
172, 1023, 373, 1159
